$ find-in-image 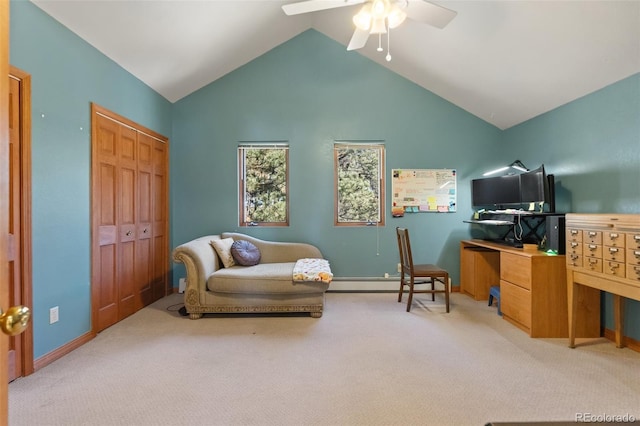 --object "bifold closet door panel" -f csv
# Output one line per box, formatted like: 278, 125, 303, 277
117, 126, 138, 320
94, 115, 120, 331
136, 133, 154, 308
151, 139, 168, 301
